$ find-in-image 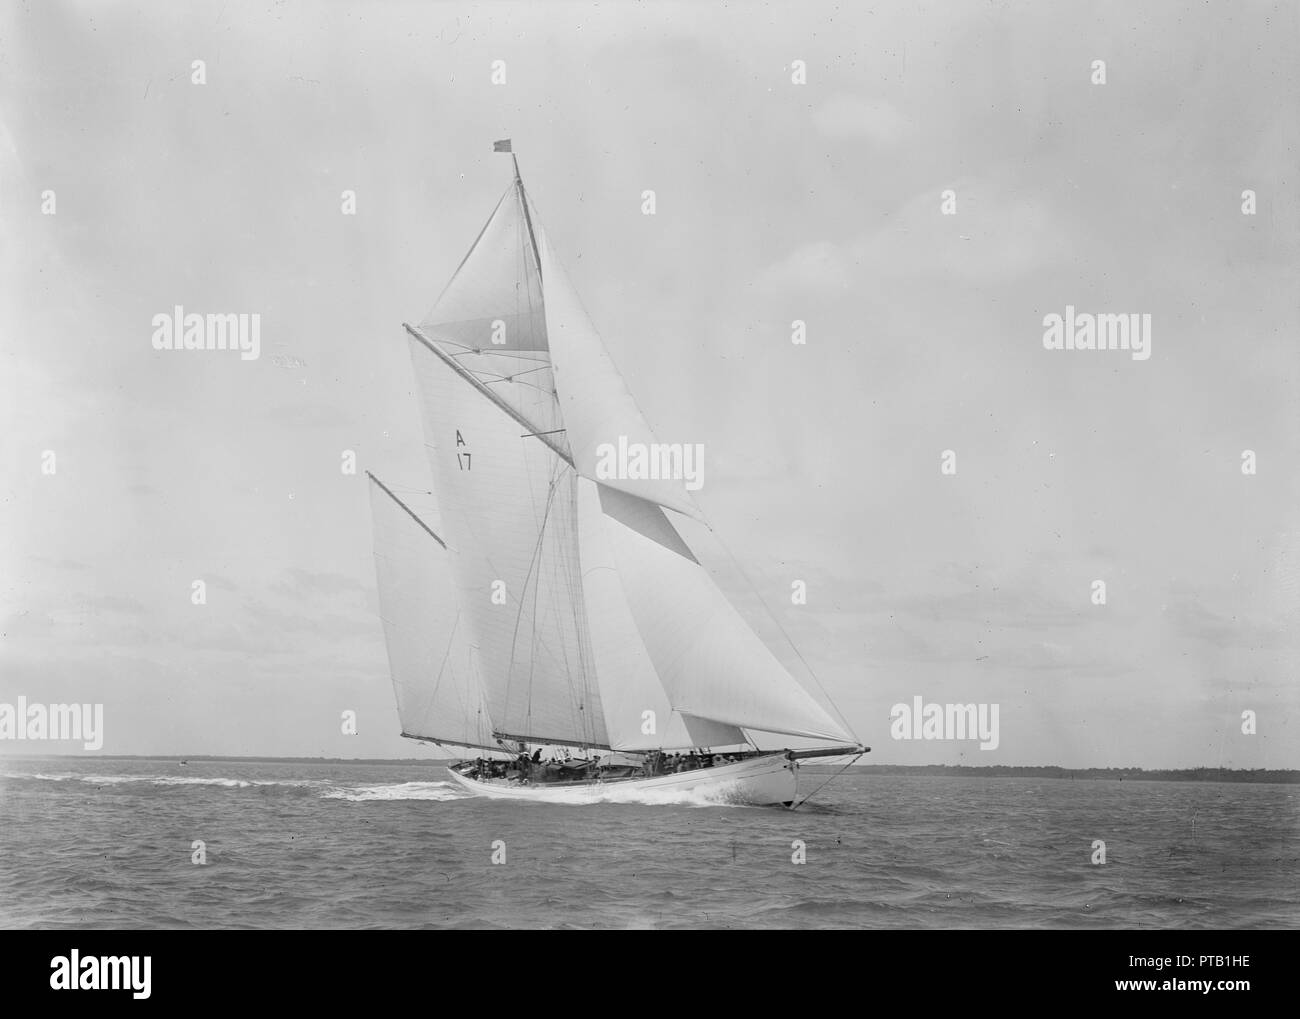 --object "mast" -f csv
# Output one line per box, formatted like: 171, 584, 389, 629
512, 153, 544, 284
